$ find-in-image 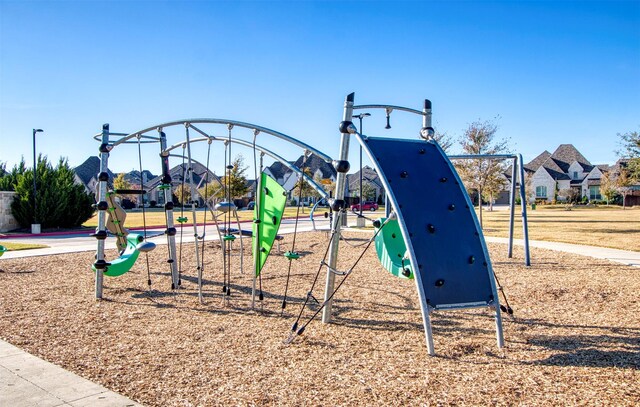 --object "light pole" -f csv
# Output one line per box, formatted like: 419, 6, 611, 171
32, 128, 43, 234
352, 113, 370, 226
